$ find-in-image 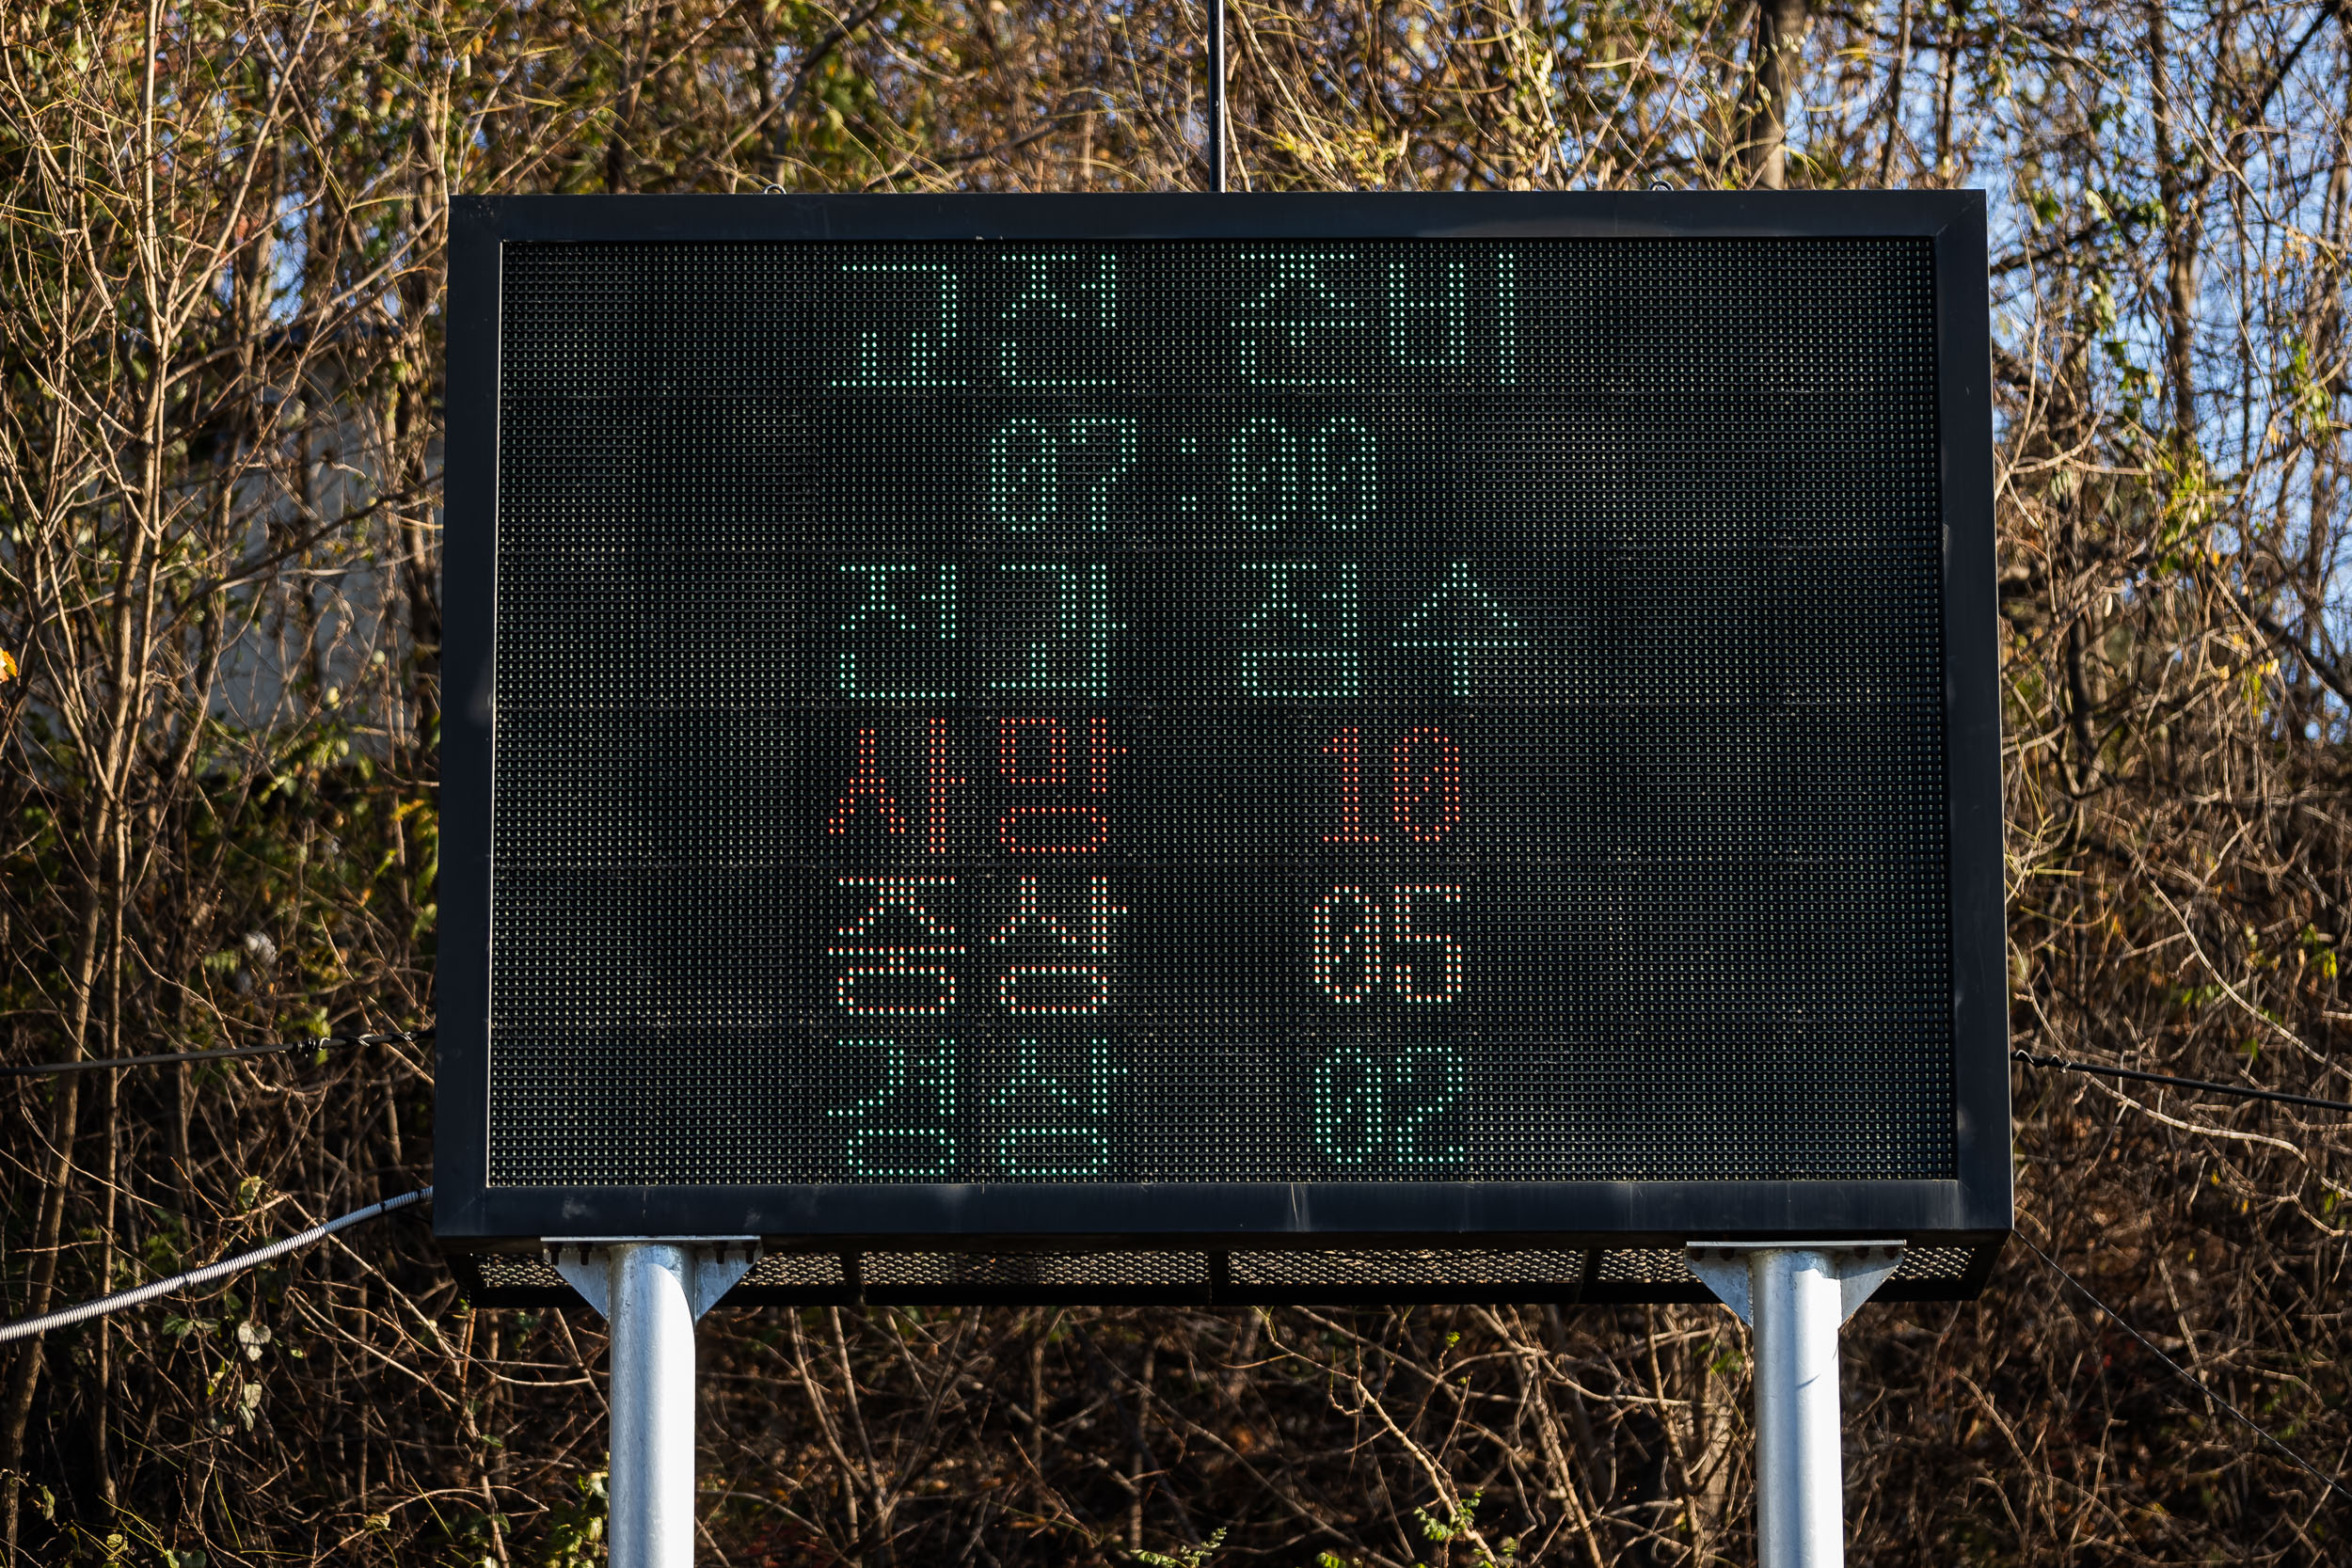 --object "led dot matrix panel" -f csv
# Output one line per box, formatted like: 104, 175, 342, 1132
437, 193, 2010, 1302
